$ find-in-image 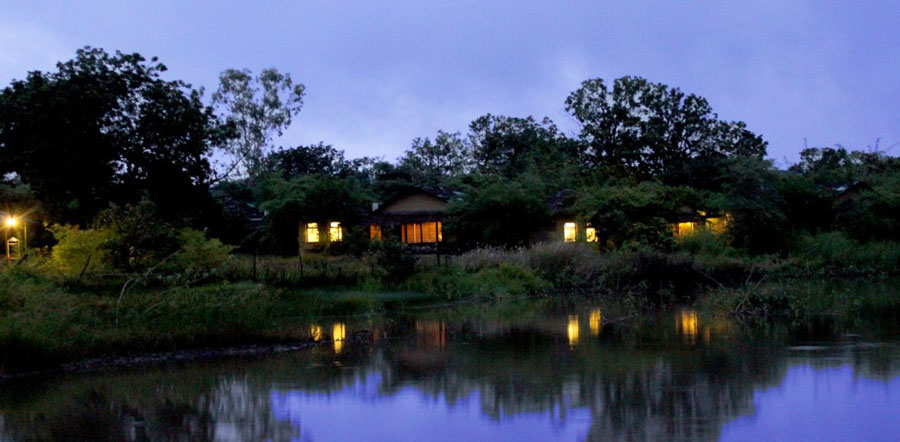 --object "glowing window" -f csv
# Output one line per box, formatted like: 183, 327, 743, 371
673, 222, 697, 238
563, 222, 577, 242
402, 222, 442, 244
370, 225, 382, 241
705, 217, 727, 234
306, 223, 320, 243
585, 226, 598, 242
421, 222, 438, 243
329, 221, 342, 242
